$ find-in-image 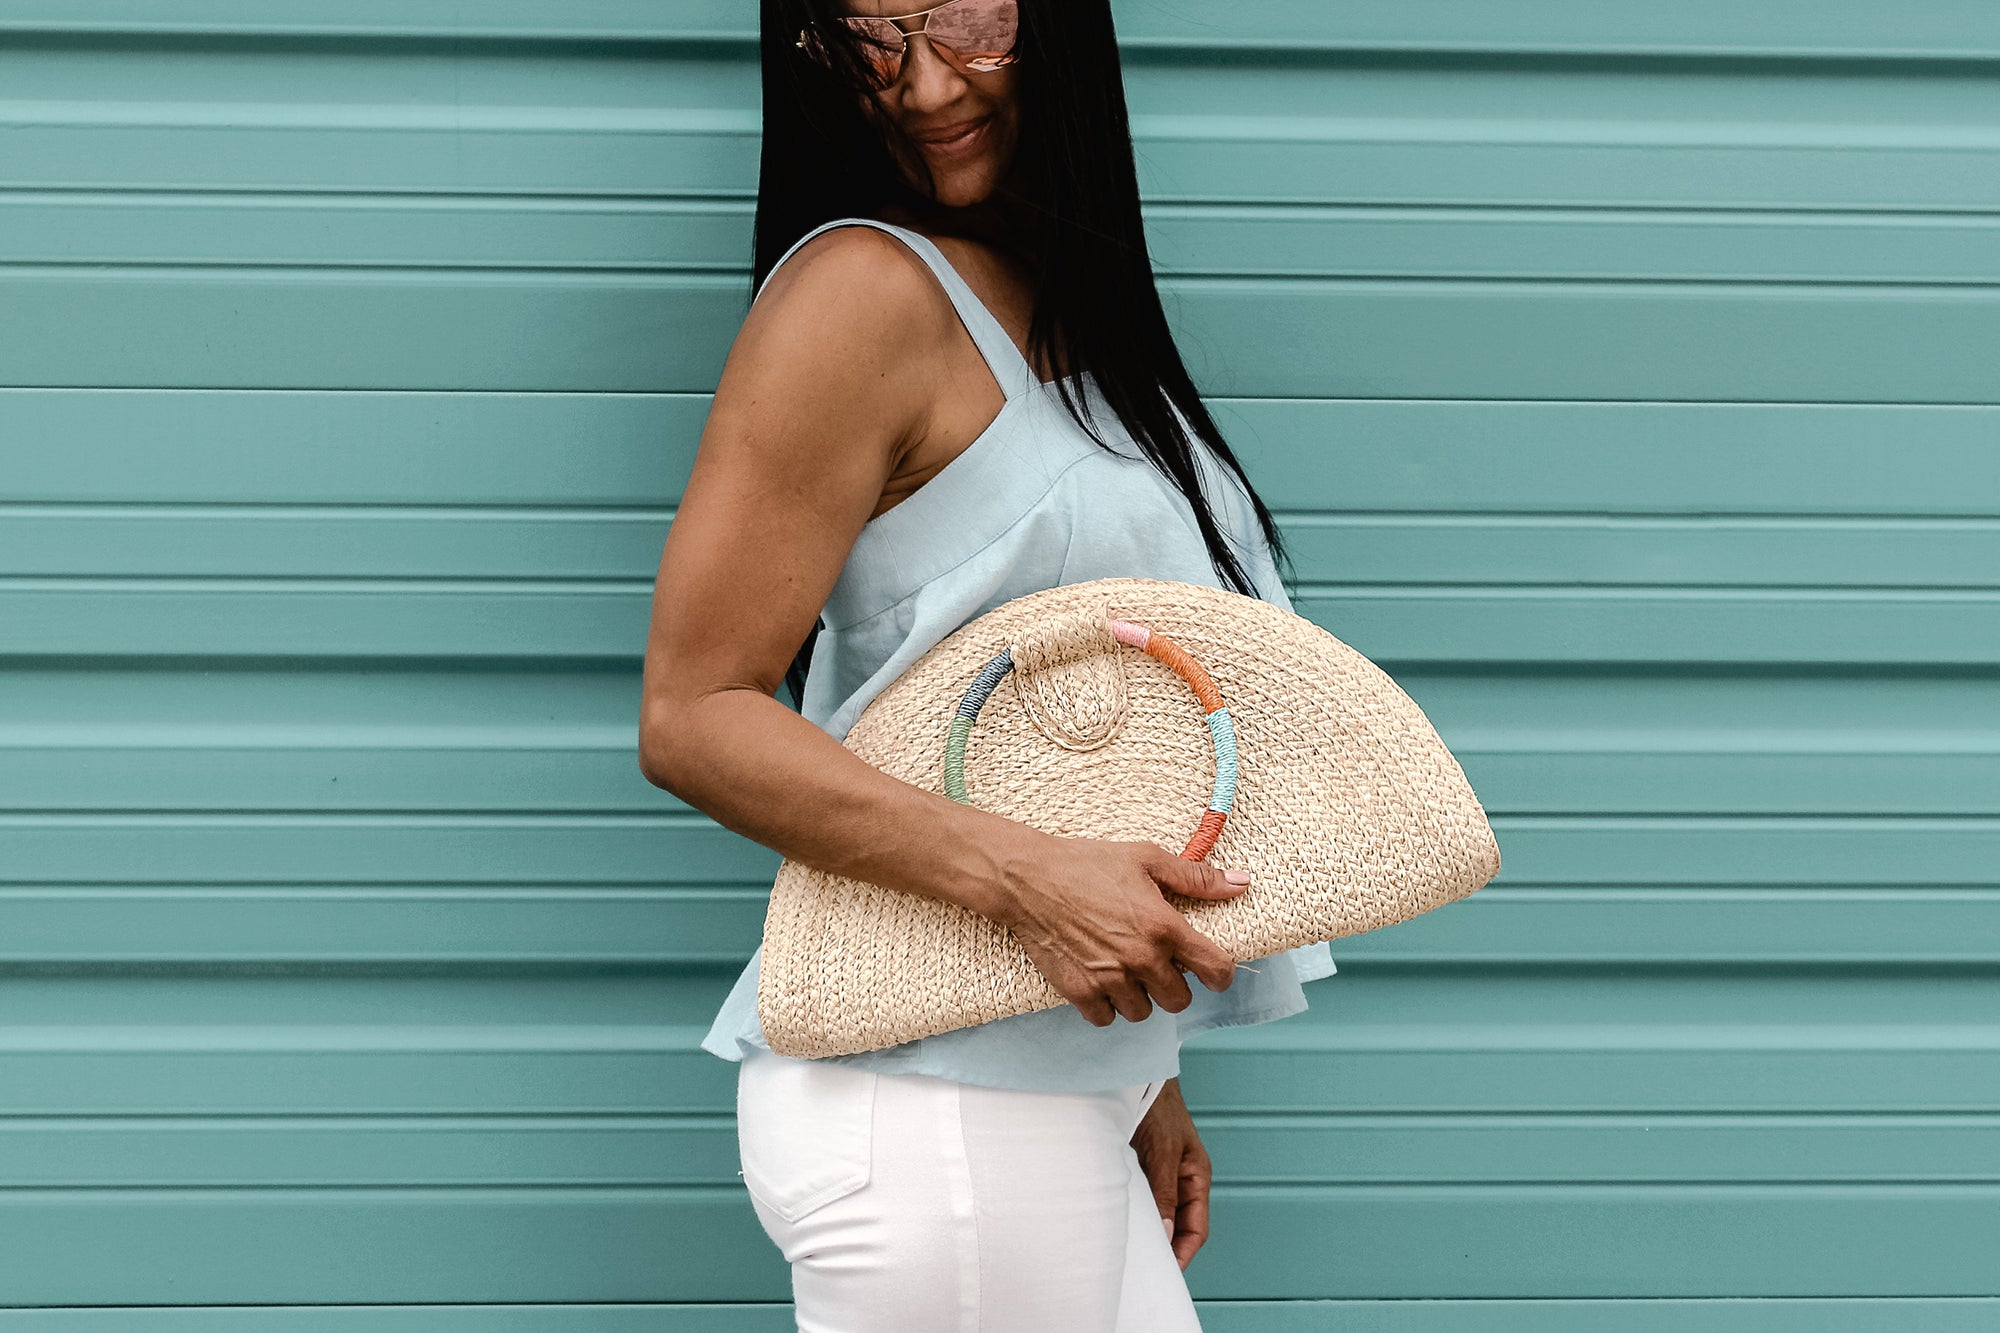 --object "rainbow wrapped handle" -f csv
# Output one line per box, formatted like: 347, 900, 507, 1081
942, 618, 1237, 861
